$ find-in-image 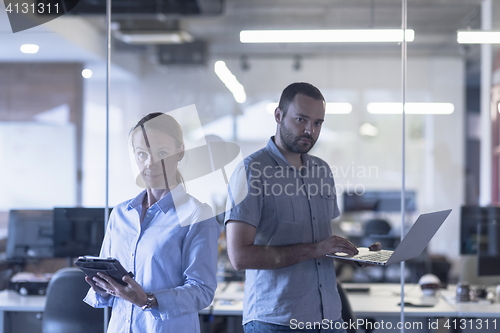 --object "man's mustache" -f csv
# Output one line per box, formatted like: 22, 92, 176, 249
297, 134, 314, 141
